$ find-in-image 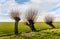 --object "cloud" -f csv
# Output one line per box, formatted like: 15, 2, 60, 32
0, 0, 60, 22
0, 0, 60, 14
30, 0, 60, 11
